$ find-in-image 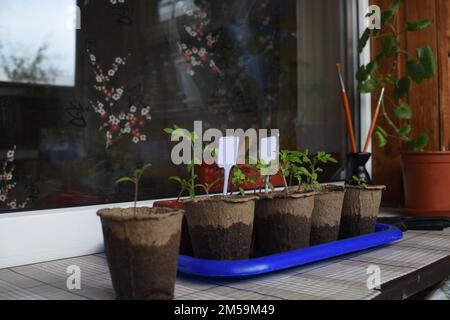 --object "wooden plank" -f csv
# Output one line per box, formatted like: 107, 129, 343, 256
405, 0, 440, 151
437, 0, 450, 150
375, 256, 450, 300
